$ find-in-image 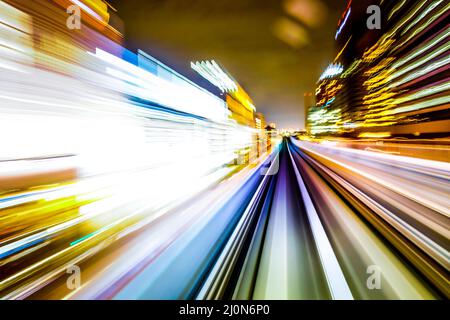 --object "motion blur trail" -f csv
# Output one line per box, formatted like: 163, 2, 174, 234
197, 138, 447, 300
